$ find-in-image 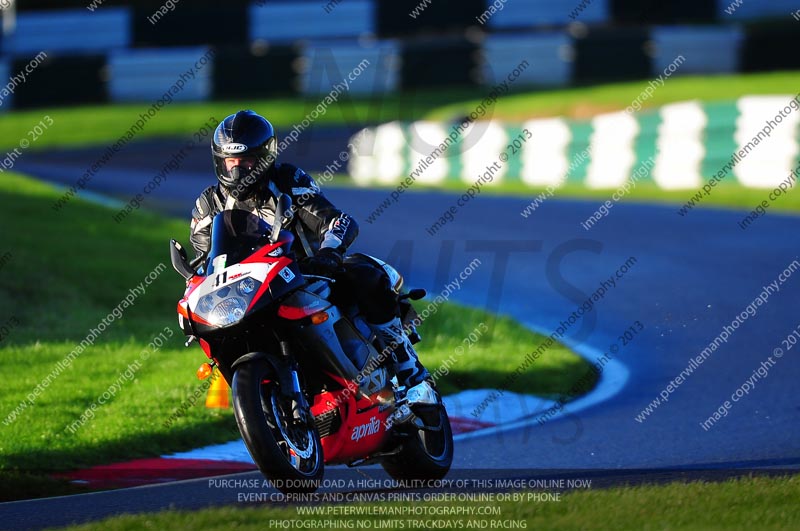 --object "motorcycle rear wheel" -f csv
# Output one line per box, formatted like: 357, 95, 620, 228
232, 358, 323, 493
